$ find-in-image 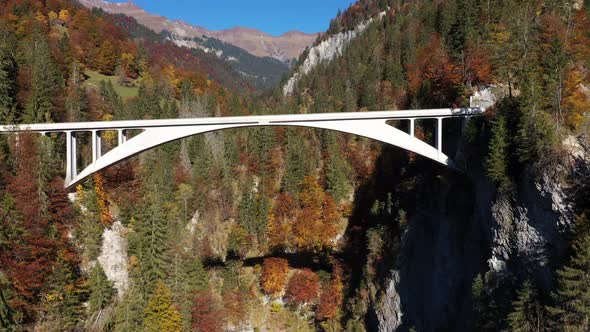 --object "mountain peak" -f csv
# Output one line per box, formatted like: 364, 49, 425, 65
77, 0, 318, 61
